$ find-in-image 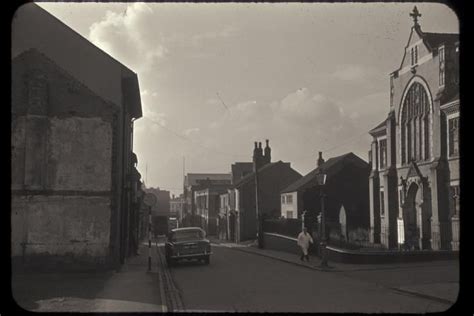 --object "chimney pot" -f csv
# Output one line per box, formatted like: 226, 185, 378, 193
317, 151, 325, 167
258, 142, 262, 148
